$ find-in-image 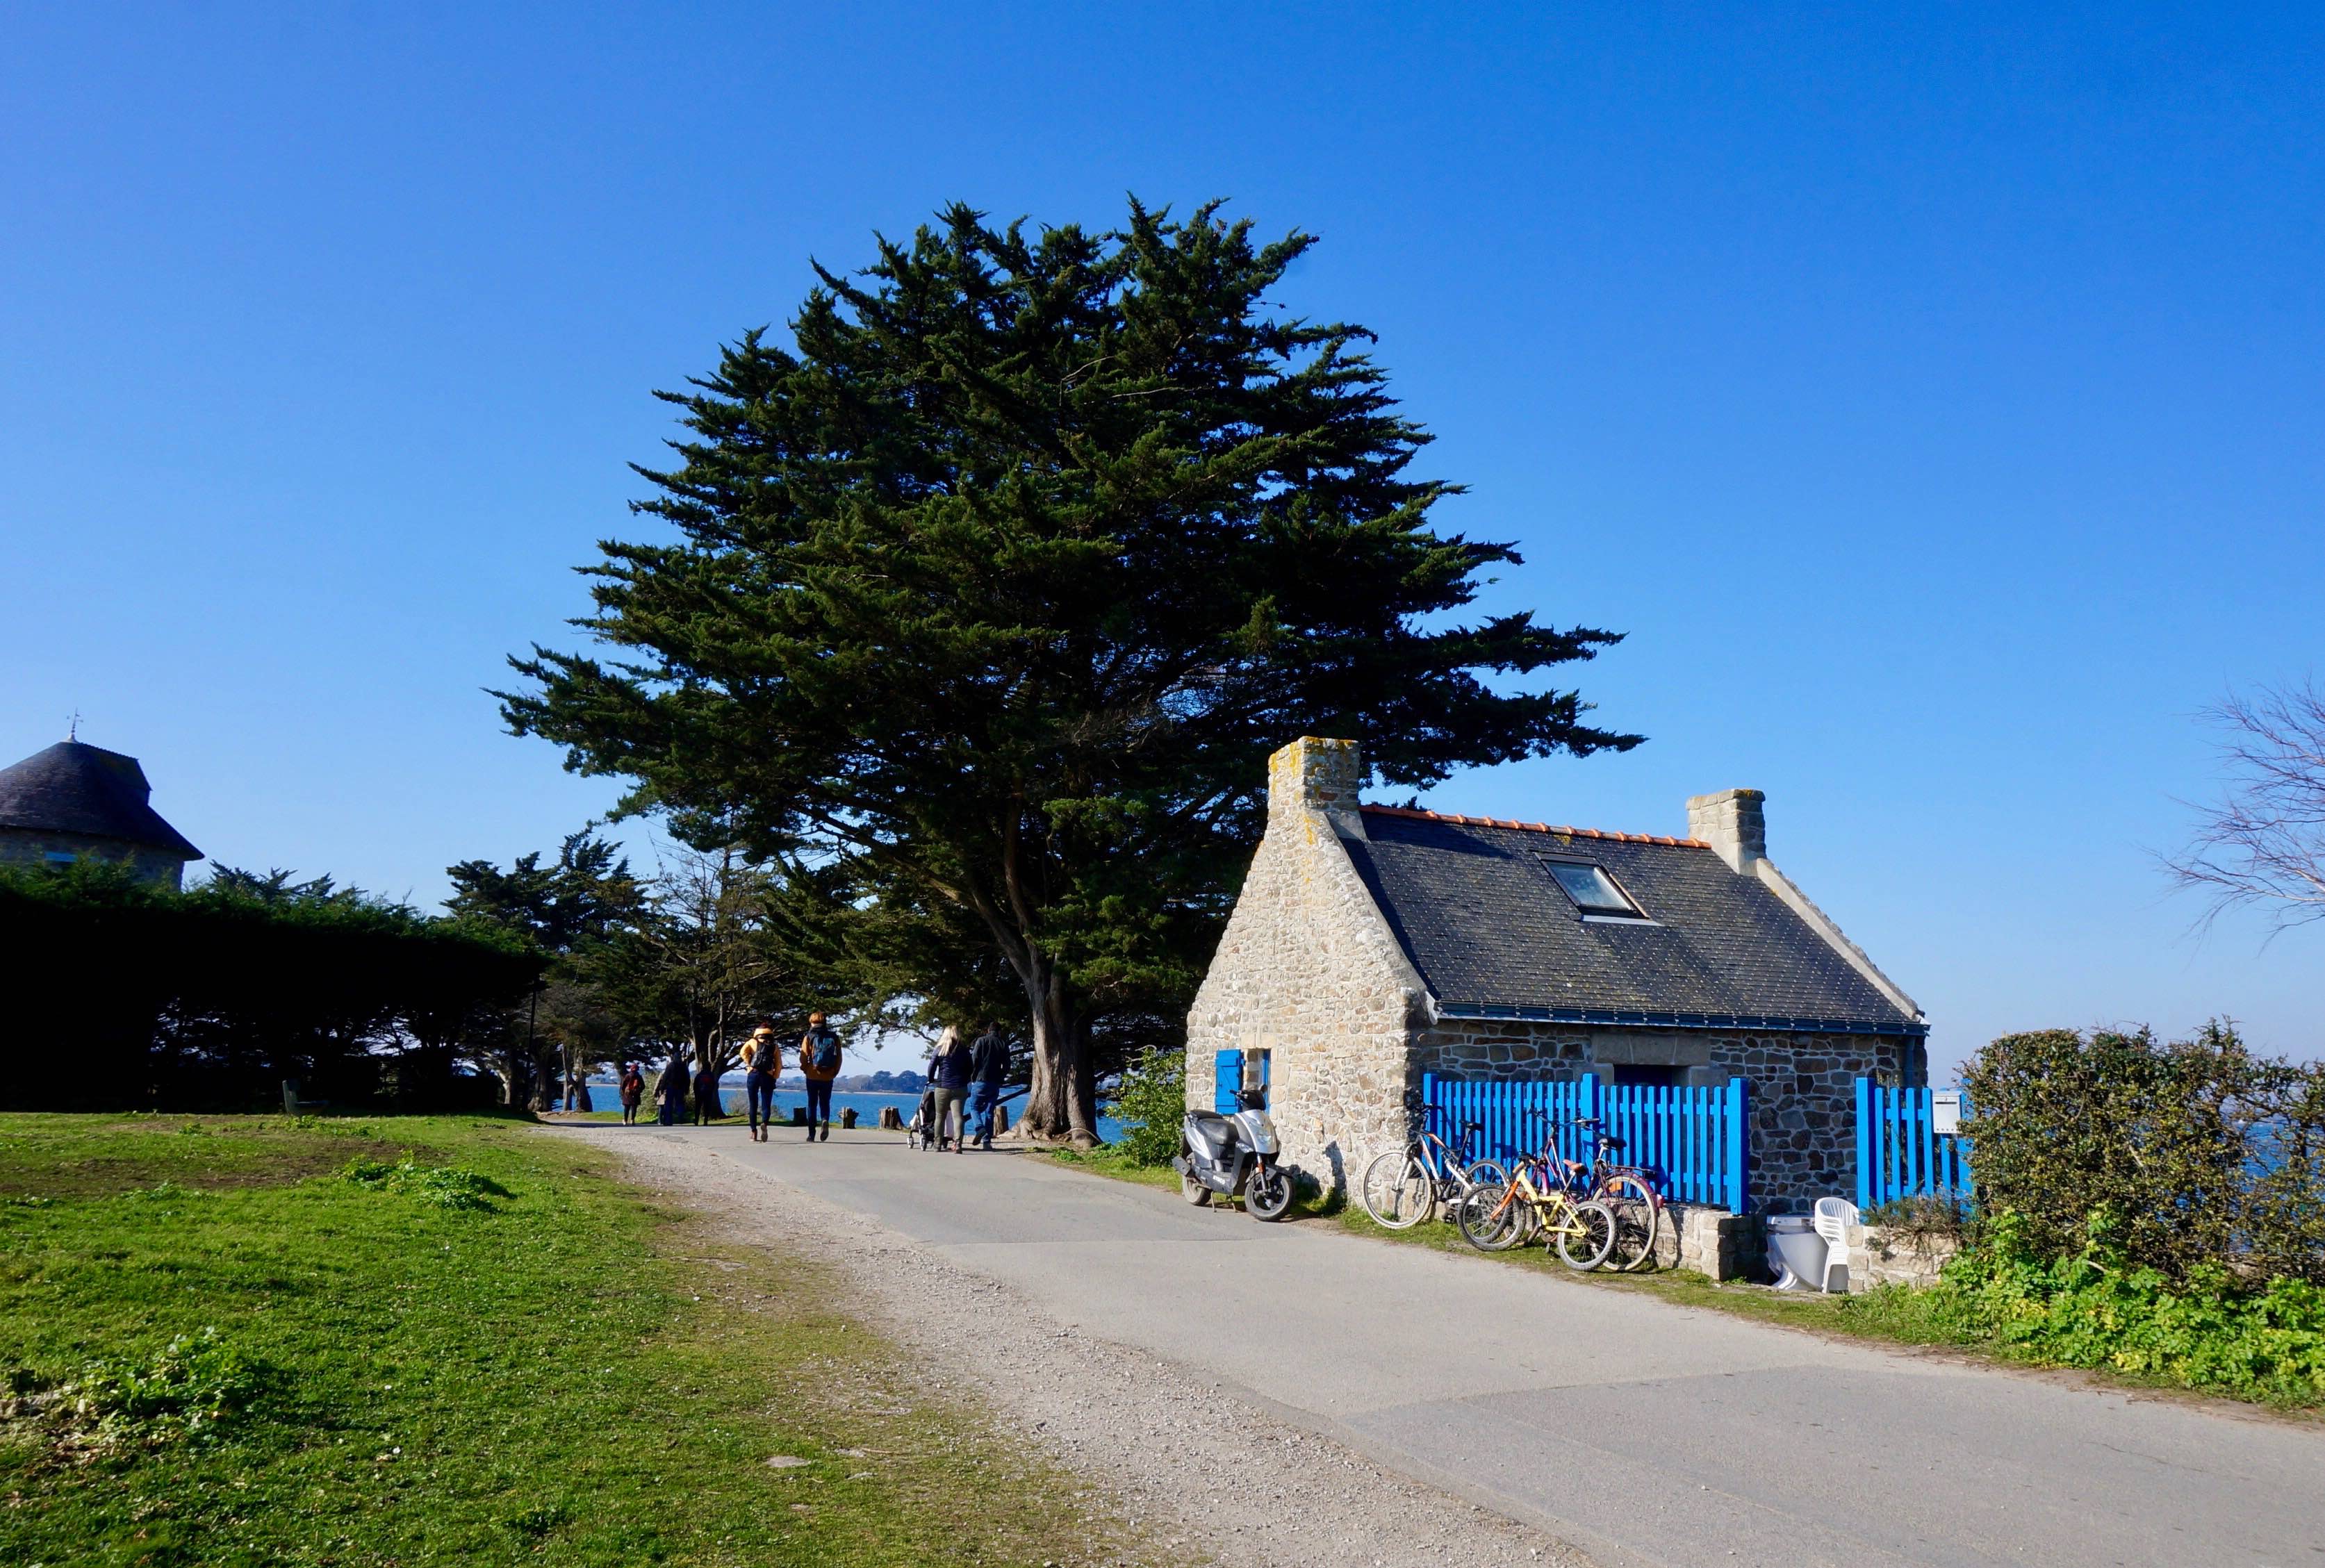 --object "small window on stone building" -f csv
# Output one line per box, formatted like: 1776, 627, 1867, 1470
1540, 859, 1649, 921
